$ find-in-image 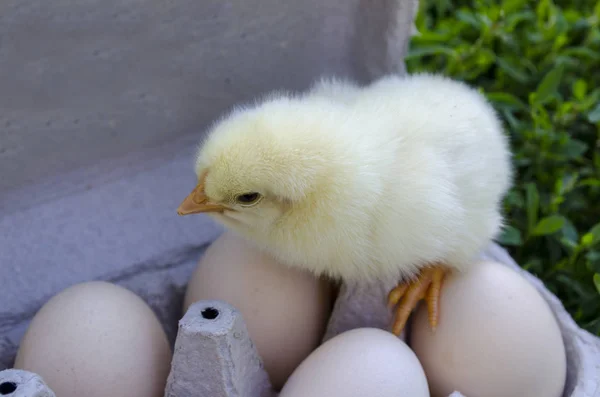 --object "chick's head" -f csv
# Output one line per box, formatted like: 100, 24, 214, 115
178, 94, 356, 242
